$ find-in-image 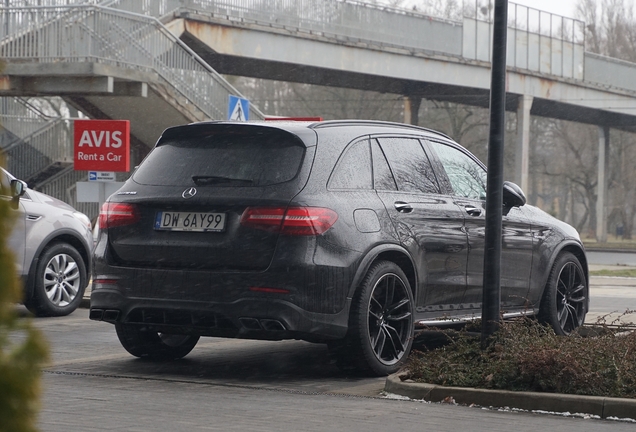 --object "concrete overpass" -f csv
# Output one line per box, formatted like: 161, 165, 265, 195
3, 0, 636, 239
117, 0, 636, 241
